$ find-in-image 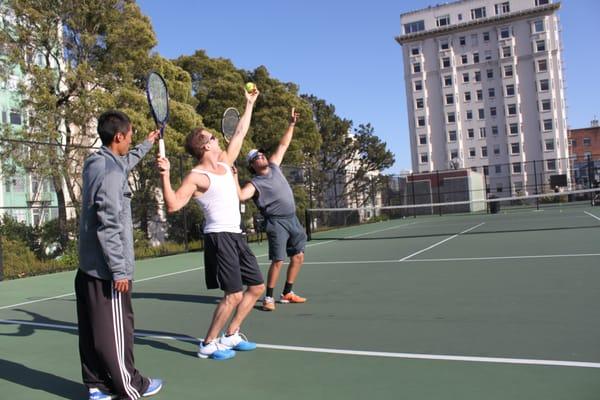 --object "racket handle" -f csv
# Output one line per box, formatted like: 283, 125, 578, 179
159, 139, 166, 158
